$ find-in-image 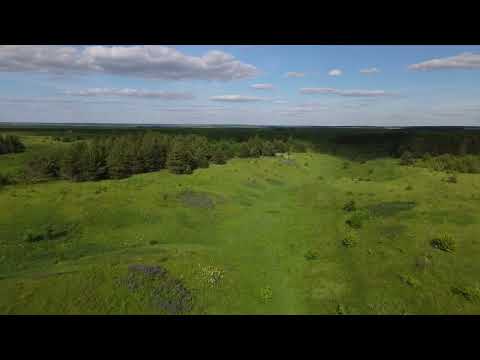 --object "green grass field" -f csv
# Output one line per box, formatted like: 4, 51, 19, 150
2, 134, 480, 314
